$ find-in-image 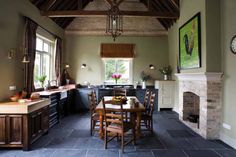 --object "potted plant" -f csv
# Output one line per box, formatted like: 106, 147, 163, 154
35, 75, 47, 88
111, 73, 122, 84
140, 71, 151, 89
159, 66, 172, 80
